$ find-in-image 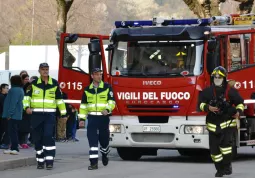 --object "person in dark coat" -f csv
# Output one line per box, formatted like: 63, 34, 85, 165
66, 104, 76, 141
2, 75, 24, 155
18, 74, 32, 148
0, 83, 9, 149
26, 76, 38, 146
